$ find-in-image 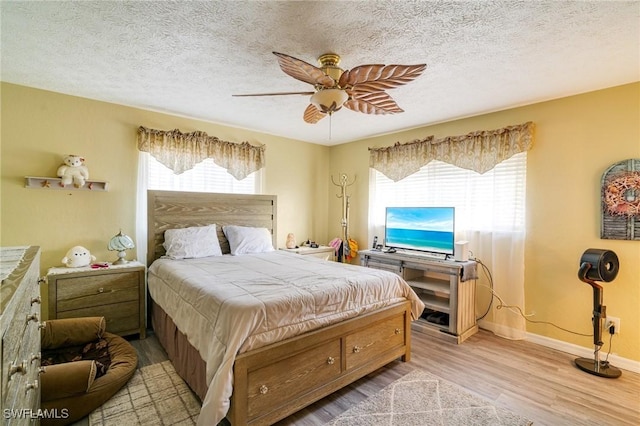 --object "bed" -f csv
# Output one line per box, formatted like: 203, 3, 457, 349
146, 190, 425, 425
